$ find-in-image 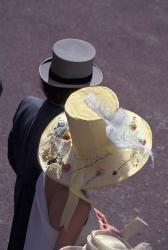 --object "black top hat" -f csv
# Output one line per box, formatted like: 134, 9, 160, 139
39, 39, 103, 88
